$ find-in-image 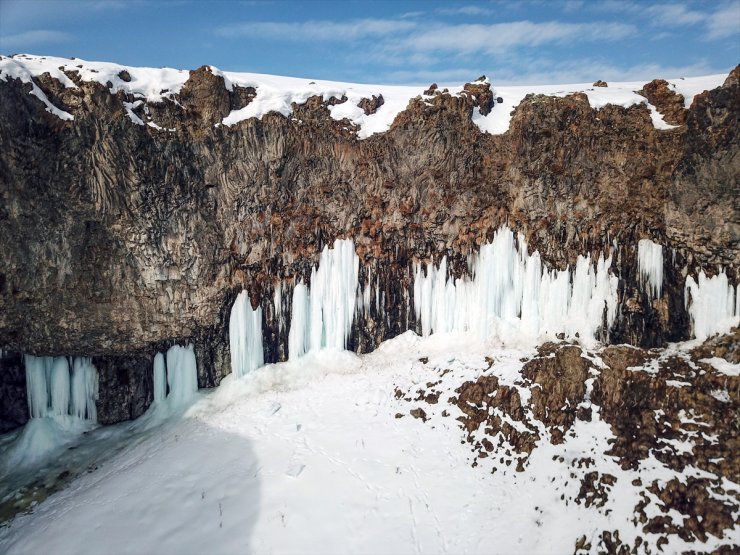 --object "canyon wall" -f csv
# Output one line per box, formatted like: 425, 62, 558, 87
0, 60, 738, 430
